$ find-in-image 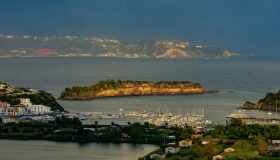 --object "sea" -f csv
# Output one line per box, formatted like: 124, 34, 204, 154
1, 57, 280, 159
